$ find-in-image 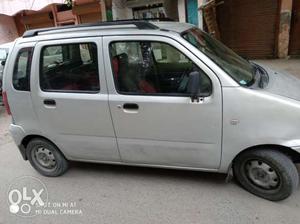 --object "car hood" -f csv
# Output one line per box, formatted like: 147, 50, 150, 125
261, 65, 300, 102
